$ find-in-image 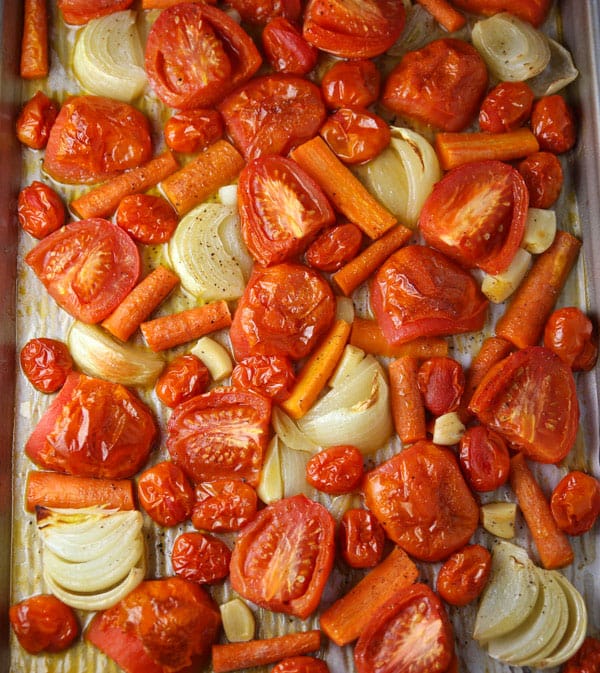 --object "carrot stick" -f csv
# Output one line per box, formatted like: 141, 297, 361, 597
332, 225, 412, 295
510, 452, 574, 569
161, 139, 245, 216
70, 151, 179, 219
350, 318, 449, 359
280, 319, 351, 420
102, 266, 180, 342
140, 300, 232, 352
495, 230, 581, 348
212, 631, 321, 673
290, 136, 397, 240
25, 471, 135, 512
320, 546, 419, 646
435, 128, 540, 170
388, 356, 427, 446
416, 0, 466, 31
21, 0, 49, 79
